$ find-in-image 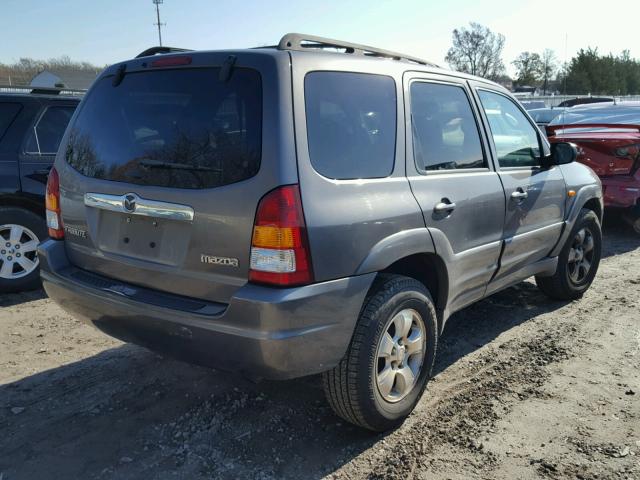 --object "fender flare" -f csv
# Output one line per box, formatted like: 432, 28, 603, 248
550, 184, 603, 257
355, 228, 436, 275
